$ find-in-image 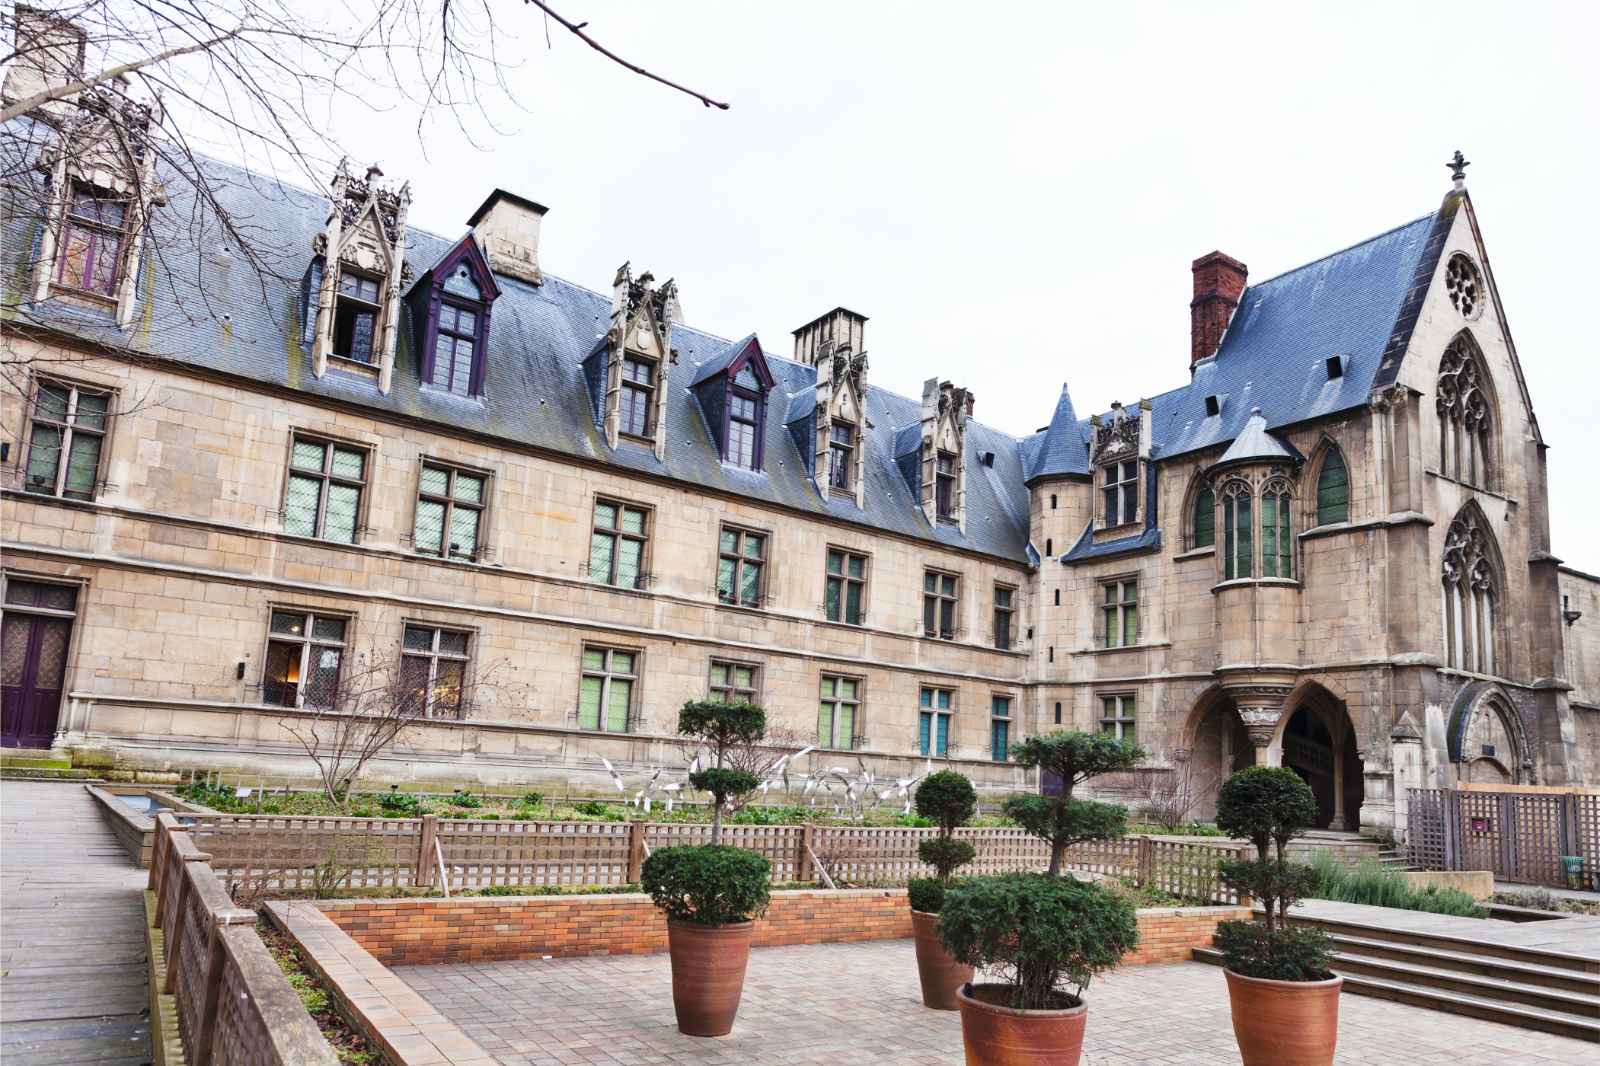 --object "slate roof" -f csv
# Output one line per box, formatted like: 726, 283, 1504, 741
2, 114, 1446, 569
0, 117, 1033, 562
1214, 408, 1302, 467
